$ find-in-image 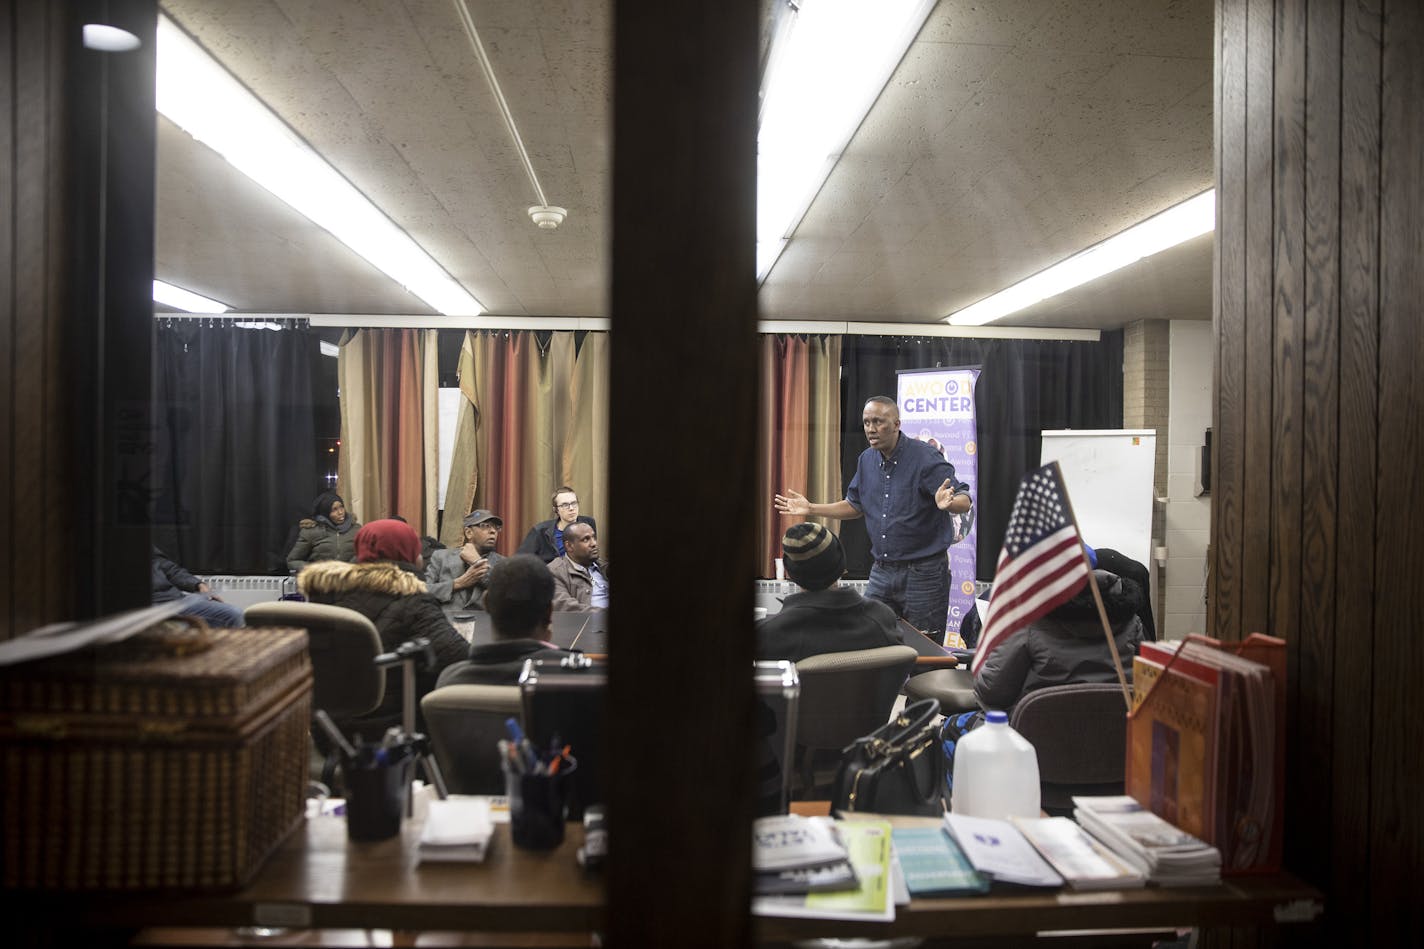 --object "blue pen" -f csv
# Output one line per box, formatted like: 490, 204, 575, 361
505, 717, 526, 745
